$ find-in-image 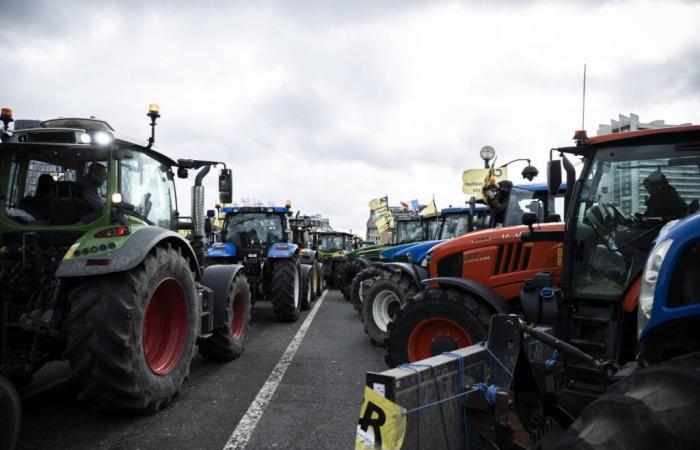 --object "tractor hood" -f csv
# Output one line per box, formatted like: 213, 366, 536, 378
379, 241, 426, 261
400, 240, 443, 264
207, 242, 236, 258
